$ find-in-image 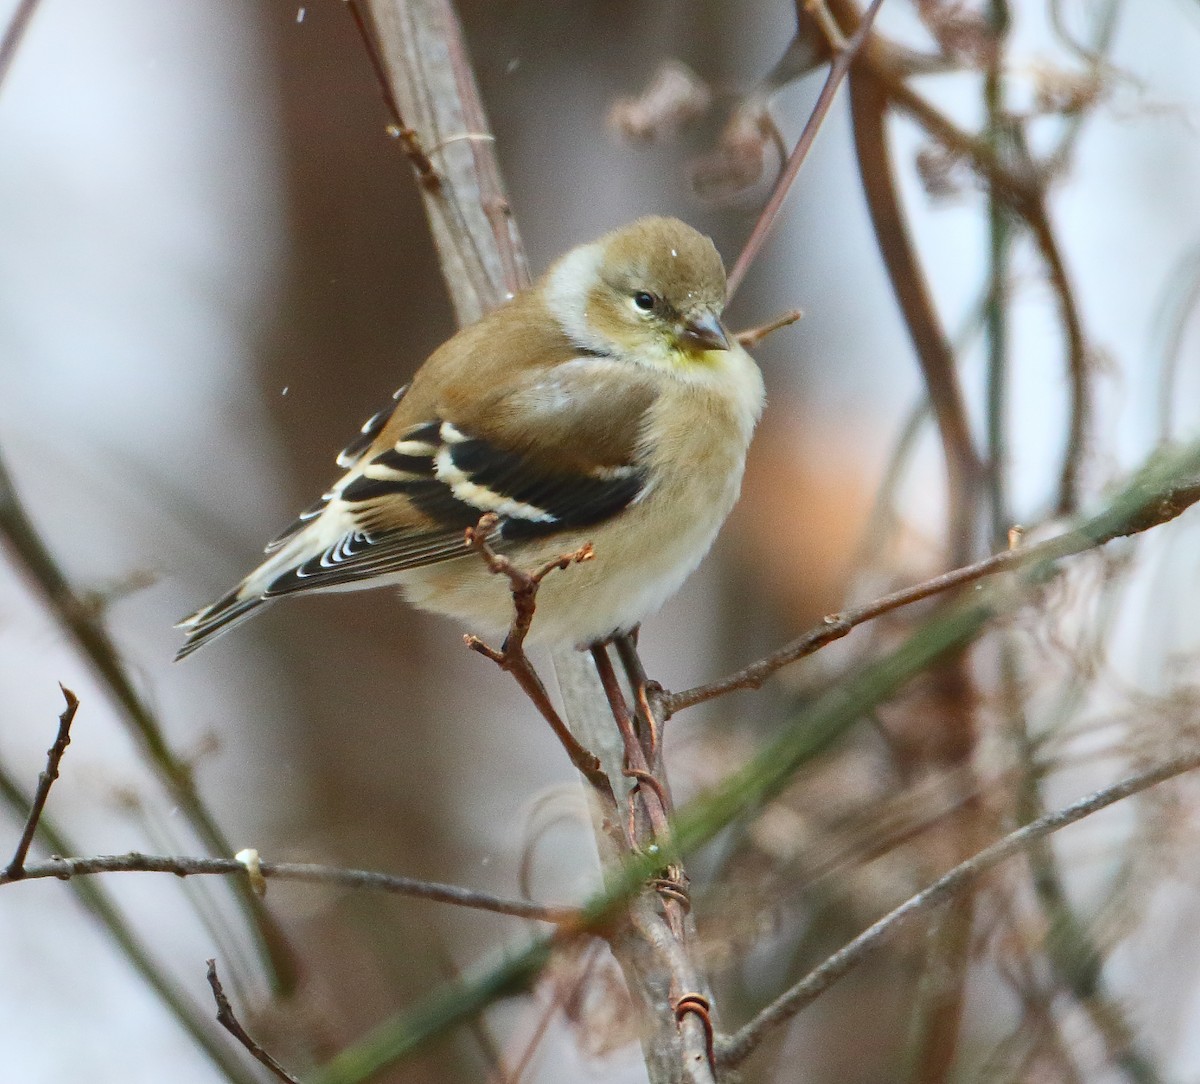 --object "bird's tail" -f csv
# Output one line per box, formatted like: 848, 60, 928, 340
174, 588, 271, 661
